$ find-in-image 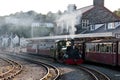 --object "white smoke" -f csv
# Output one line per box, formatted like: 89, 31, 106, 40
56, 10, 82, 36
5, 16, 33, 26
